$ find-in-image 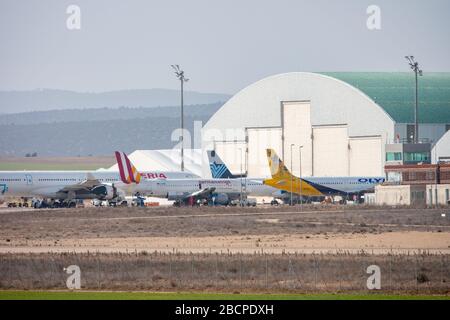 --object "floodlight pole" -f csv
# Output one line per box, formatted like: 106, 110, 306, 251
239, 147, 243, 206
290, 144, 294, 206
414, 66, 418, 143
180, 77, 184, 171
435, 145, 438, 207
299, 145, 303, 211
405, 56, 423, 144
171, 65, 189, 171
